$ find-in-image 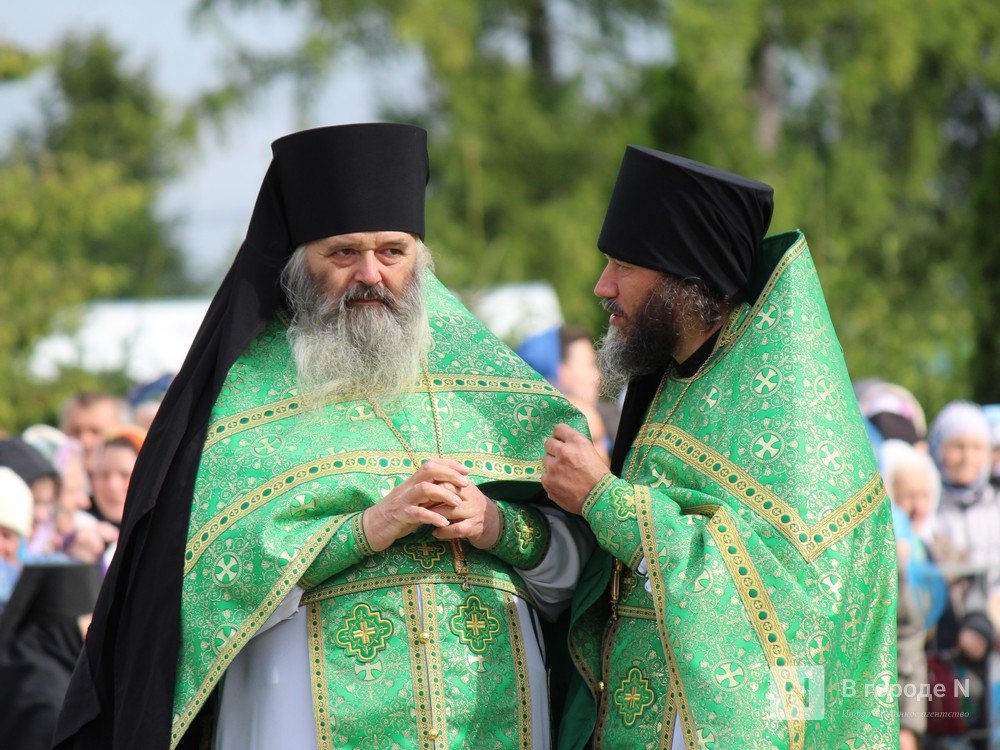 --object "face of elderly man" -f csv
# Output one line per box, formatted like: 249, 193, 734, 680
301, 231, 420, 302
281, 230, 431, 401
